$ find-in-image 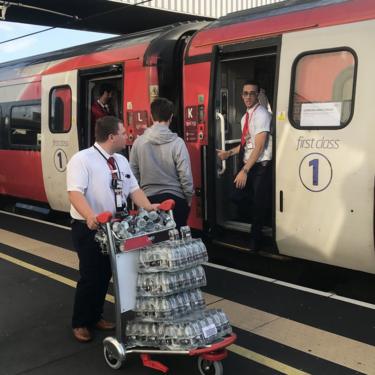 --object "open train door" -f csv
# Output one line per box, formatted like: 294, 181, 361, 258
209, 40, 278, 251
275, 20, 375, 273
41, 70, 79, 212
